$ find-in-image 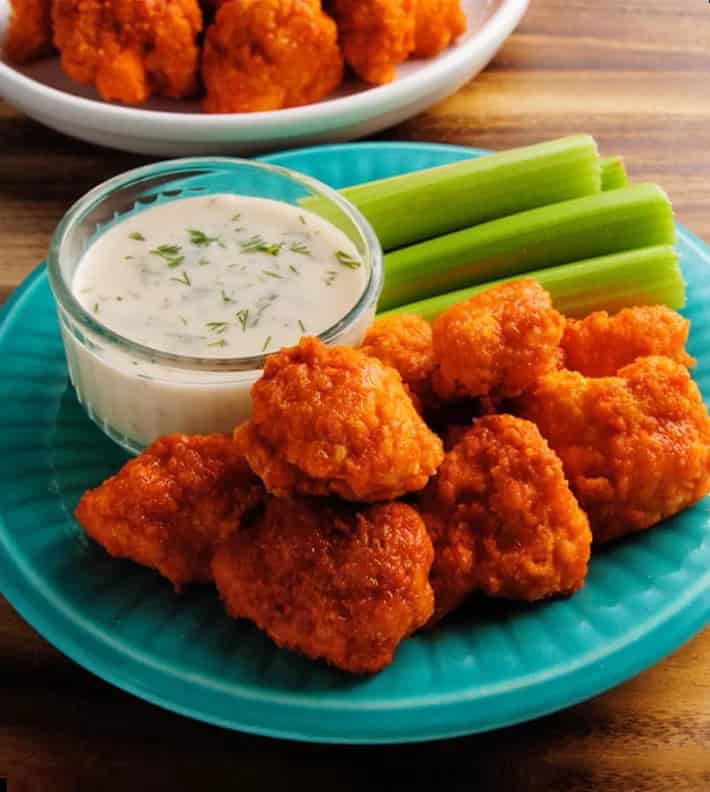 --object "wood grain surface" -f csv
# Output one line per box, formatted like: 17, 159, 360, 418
1, 0, 709, 789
